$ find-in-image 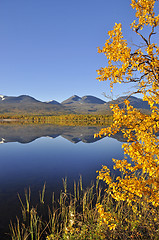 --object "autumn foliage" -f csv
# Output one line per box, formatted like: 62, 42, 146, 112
96, 0, 159, 230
